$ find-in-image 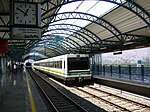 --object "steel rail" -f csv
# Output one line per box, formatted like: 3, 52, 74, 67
75, 87, 132, 112
28, 69, 88, 112
87, 86, 150, 109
